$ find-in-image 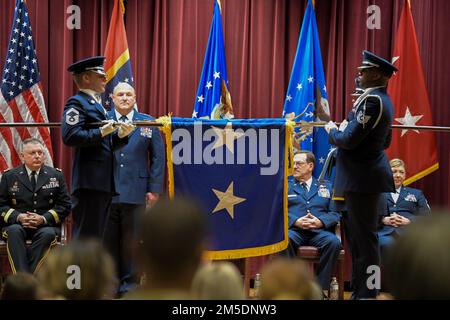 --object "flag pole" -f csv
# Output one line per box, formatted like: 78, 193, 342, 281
1, 121, 449, 131
0, 121, 163, 128
294, 121, 450, 132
